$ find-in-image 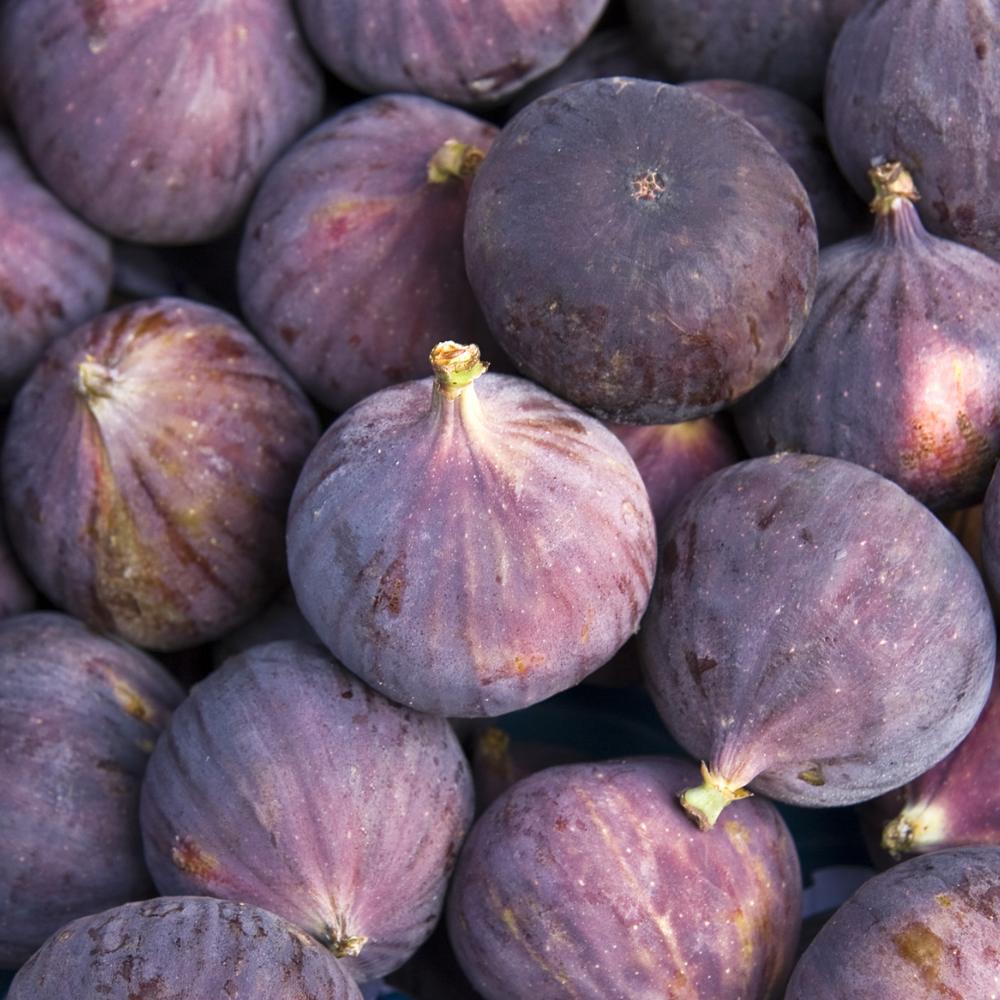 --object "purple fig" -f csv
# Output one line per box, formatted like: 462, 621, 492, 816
784, 845, 1000, 999
285, 342, 657, 717
824, 0, 1000, 261
0, 610, 185, 968
733, 161, 1000, 513
0, 127, 112, 406
0, 296, 321, 651
294, 0, 609, 108
238, 93, 507, 415
0, 0, 325, 244
638, 452, 996, 829
447, 755, 802, 1000
464, 76, 818, 424
139, 639, 475, 982
6, 896, 362, 999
